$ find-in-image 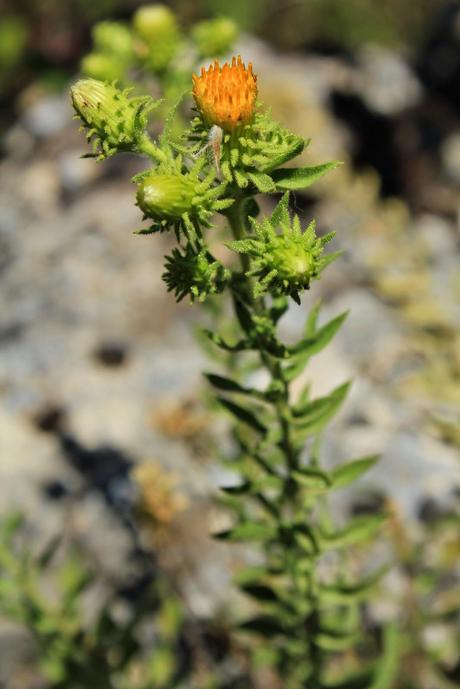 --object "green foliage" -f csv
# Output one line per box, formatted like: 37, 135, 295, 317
66, 24, 404, 687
